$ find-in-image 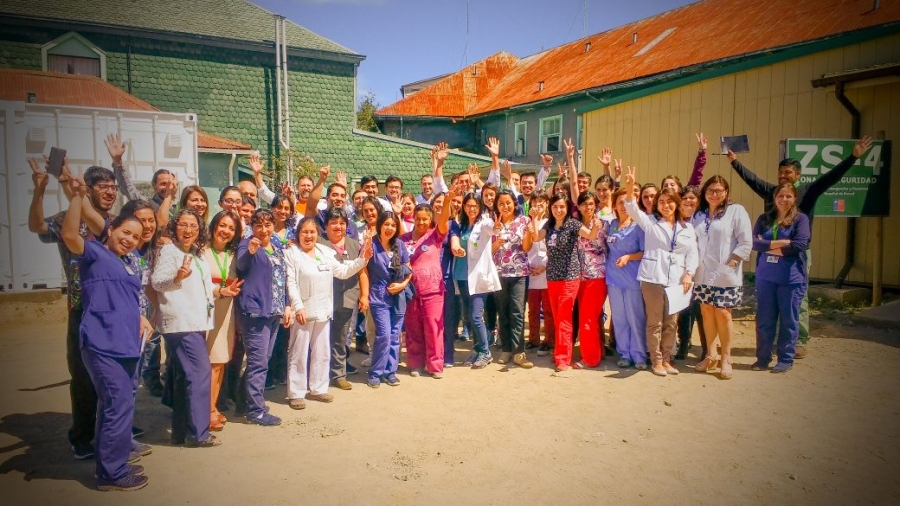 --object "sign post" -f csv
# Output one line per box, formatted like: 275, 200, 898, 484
784, 139, 891, 218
